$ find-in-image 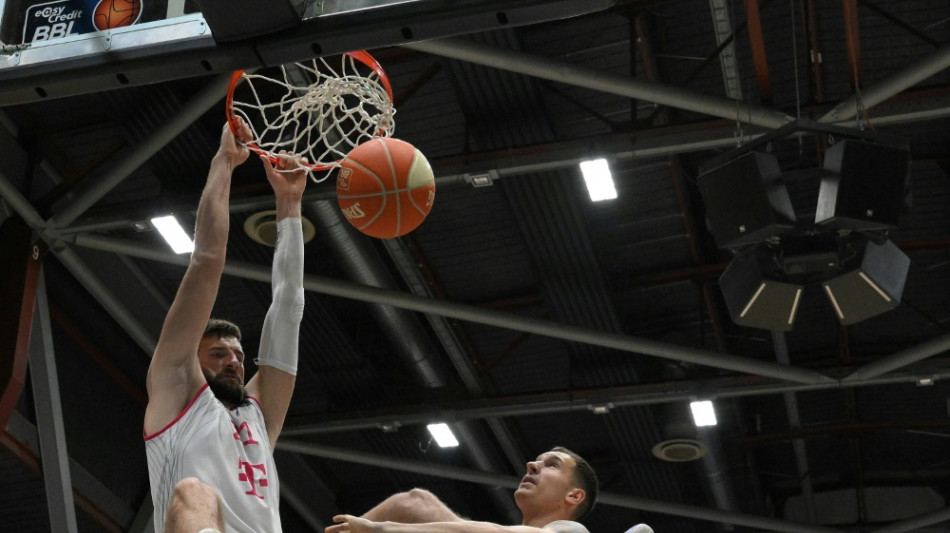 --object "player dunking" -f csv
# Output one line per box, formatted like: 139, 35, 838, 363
143, 117, 308, 532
